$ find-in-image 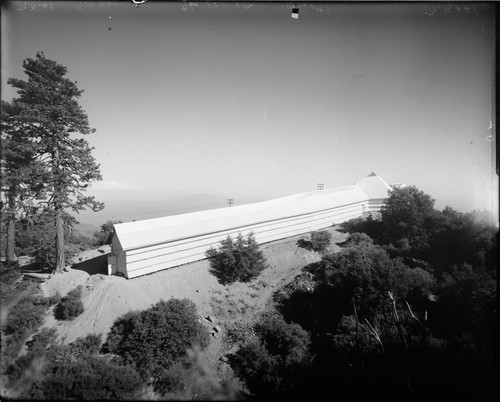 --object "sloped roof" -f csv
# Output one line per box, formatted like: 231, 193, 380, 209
356, 173, 392, 199
113, 173, 392, 251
